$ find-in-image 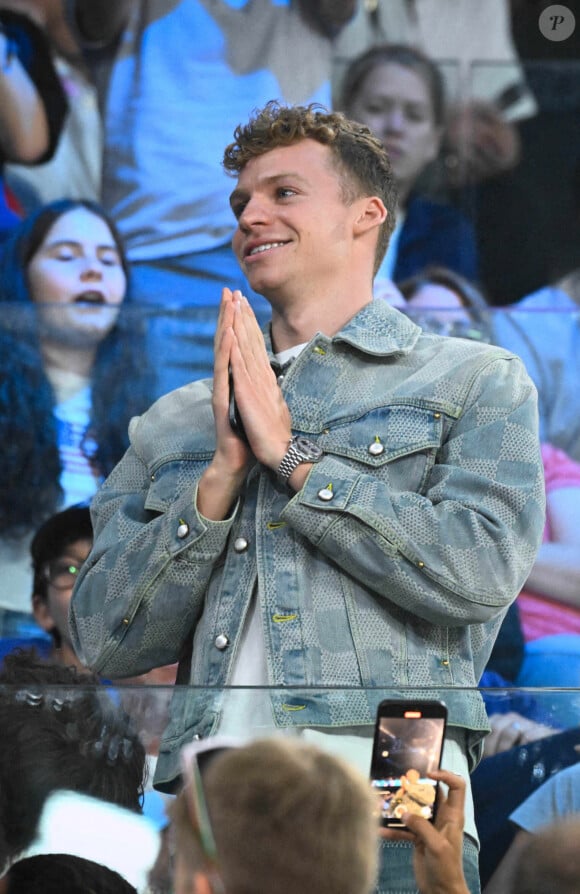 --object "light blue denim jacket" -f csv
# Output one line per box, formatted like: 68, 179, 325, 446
70, 301, 545, 788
